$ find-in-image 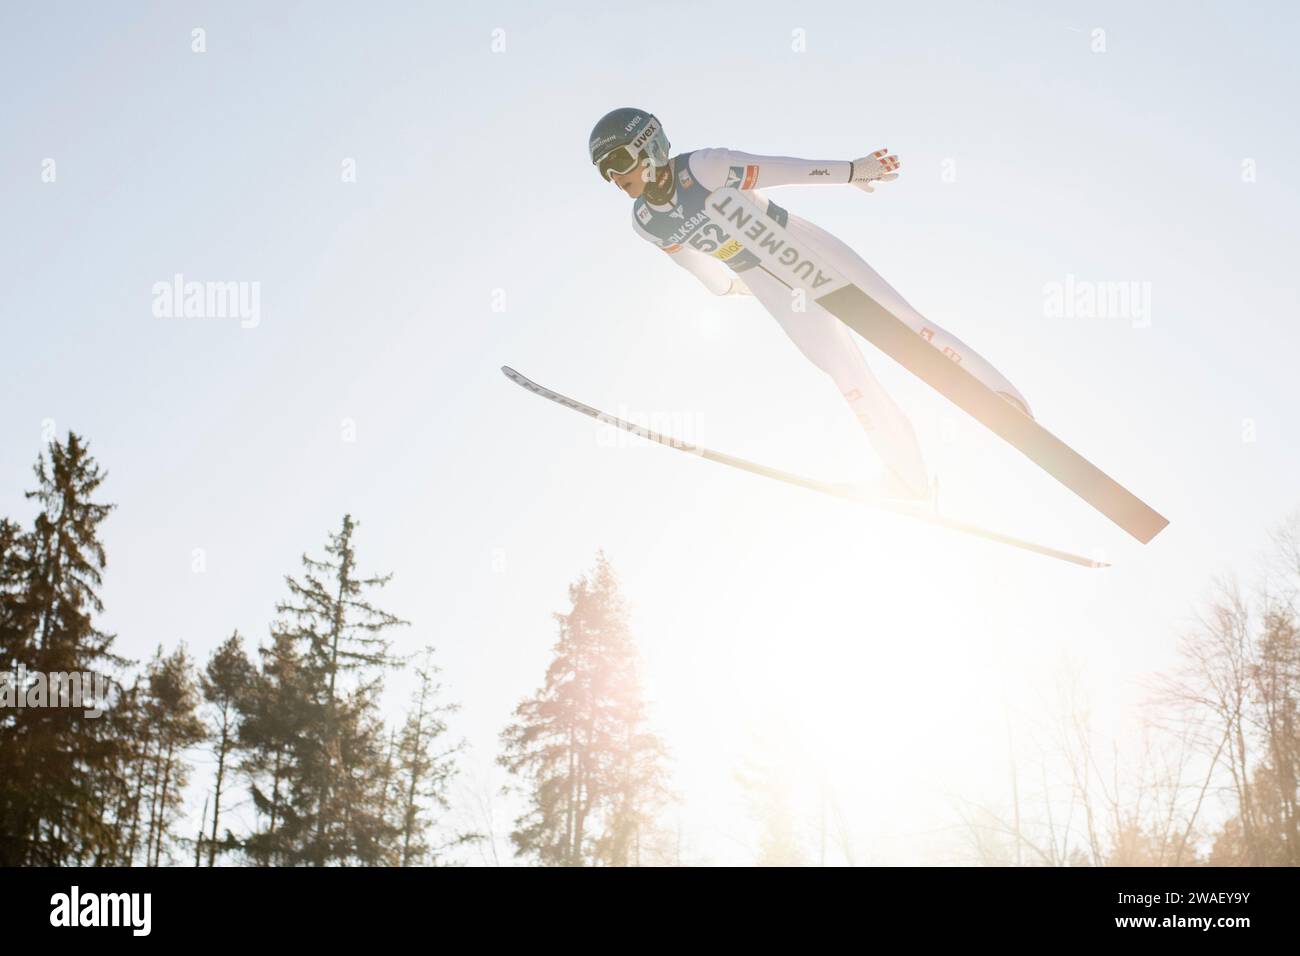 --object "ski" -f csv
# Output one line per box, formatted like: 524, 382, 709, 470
697, 187, 1169, 545
502, 366, 1109, 568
